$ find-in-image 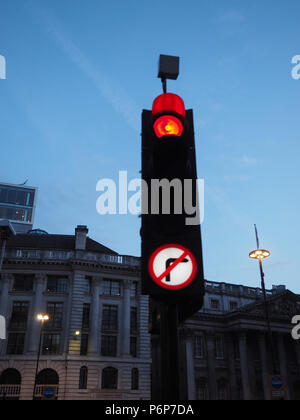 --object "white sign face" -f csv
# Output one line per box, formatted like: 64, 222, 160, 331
148, 244, 197, 290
